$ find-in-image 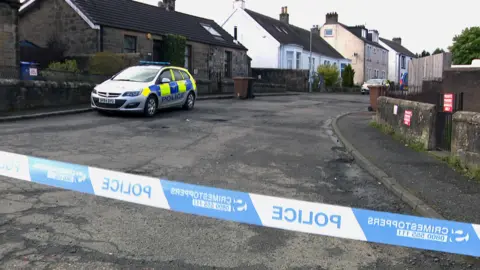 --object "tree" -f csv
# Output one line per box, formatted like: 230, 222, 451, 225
419, 50, 431, 57
317, 64, 339, 87
432, 48, 445, 55
341, 64, 355, 87
449, 27, 480, 65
